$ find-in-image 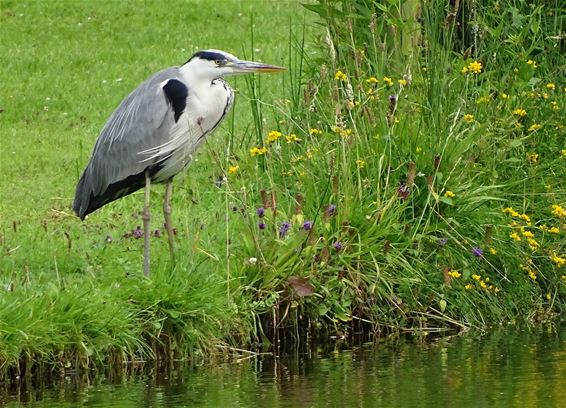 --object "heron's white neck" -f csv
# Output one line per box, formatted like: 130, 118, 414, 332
179, 59, 222, 85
